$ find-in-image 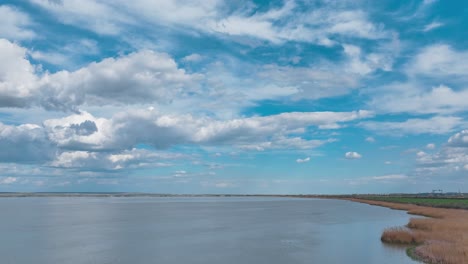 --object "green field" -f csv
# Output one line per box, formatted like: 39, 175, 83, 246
360, 196, 468, 209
